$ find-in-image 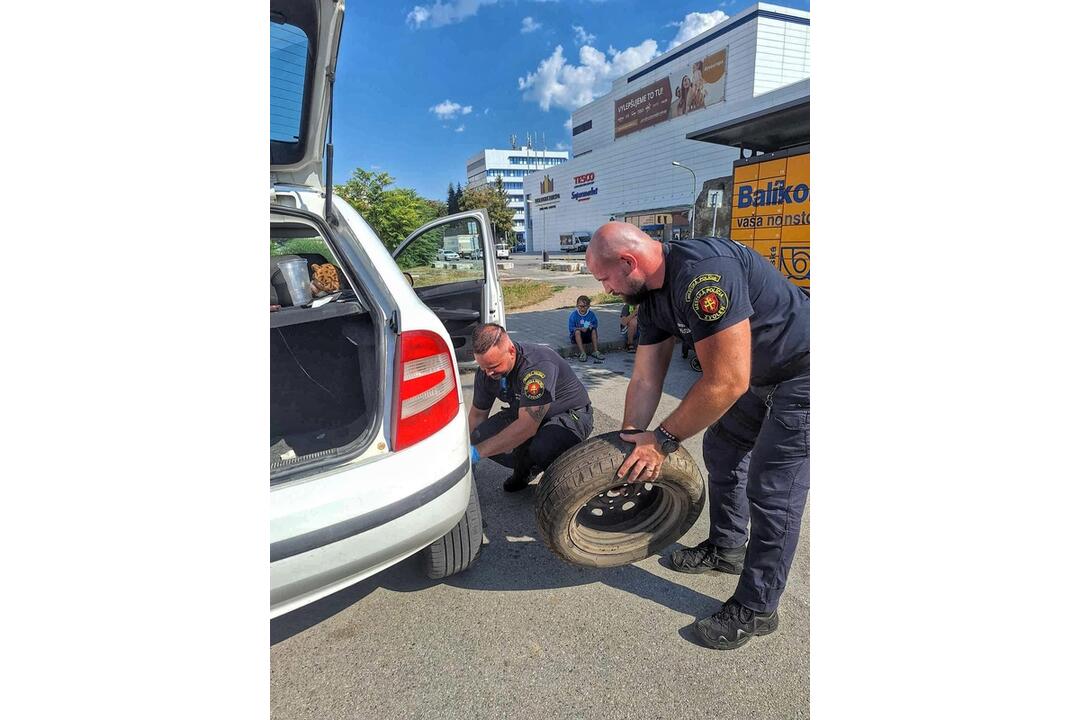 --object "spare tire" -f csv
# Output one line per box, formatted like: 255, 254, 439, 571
535, 431, 705, 568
